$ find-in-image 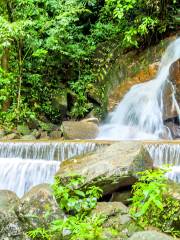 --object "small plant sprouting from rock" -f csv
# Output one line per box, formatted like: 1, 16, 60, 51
130, 168, 180, 237
28, 176, 112, 240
